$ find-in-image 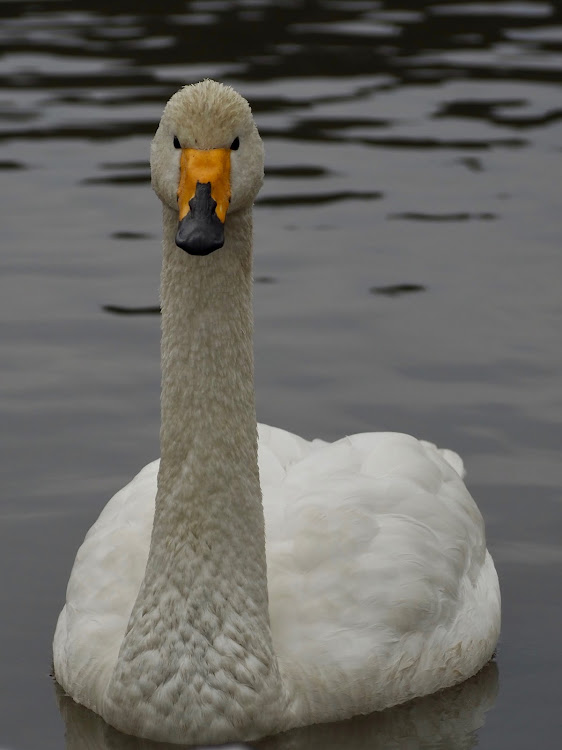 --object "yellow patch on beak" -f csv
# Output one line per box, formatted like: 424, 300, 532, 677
177, 148, 231, 223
